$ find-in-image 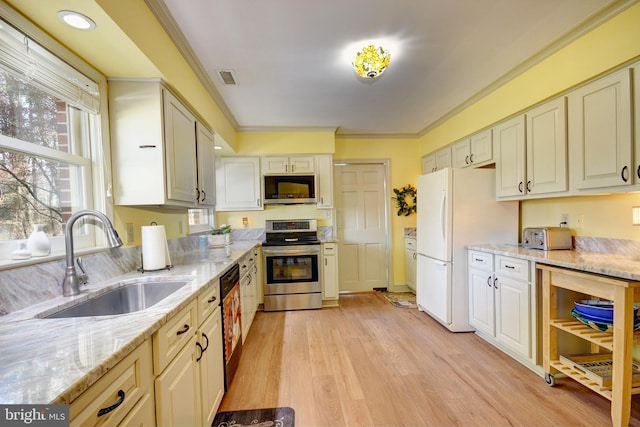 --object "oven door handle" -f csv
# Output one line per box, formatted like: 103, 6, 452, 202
284, 238, 299, 242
